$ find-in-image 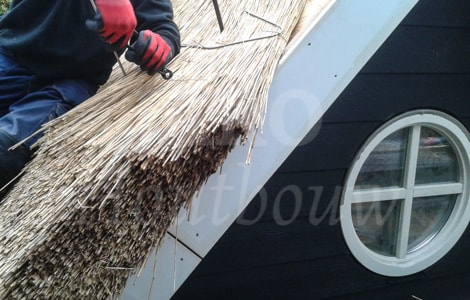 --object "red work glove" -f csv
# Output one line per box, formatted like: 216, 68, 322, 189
125, 30, 173, 75
86, 0, 137, 49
